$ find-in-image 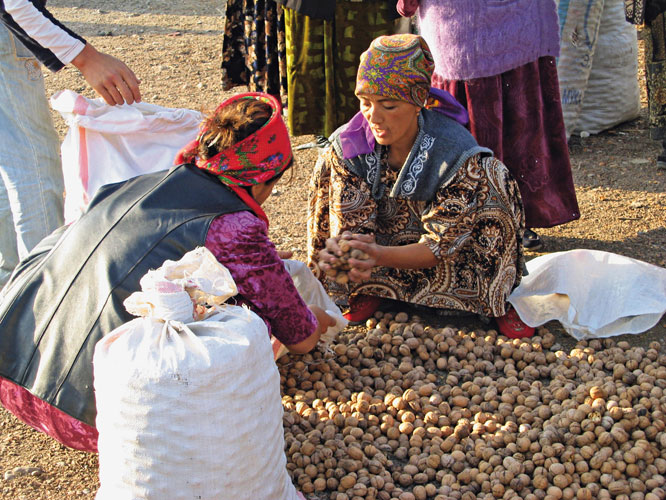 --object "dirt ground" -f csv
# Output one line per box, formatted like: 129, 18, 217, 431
1, 1, 665, 499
